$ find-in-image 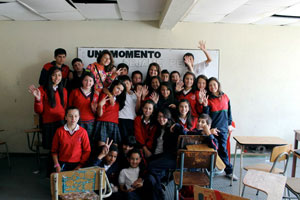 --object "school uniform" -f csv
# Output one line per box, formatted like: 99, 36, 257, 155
66, 69, 86, 92
51, 124, 91, 170
203, 92, 233, 174
175, 116, 197, 131
68, 88, 98, 140
134, 116, 157, 150
39, 61, 70, 86
177, 89, 199, 117
34, 86, 67, 149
